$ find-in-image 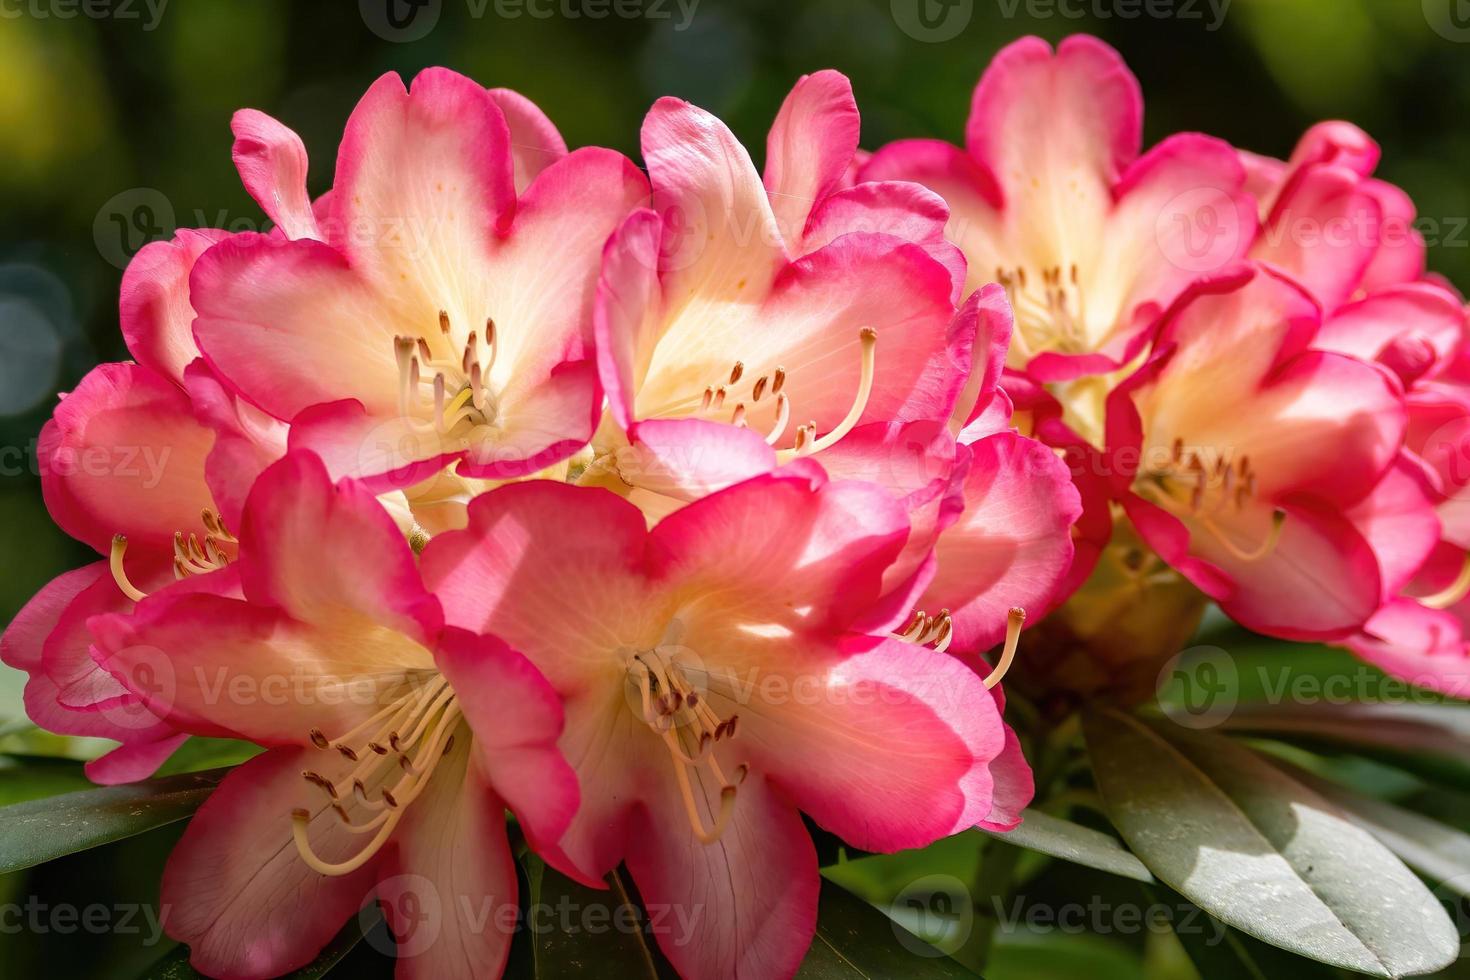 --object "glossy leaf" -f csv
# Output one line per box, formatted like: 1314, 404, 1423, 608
983, 808, 1154, 883
1083, 708, 1459, 977
0, 767, 225, 875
